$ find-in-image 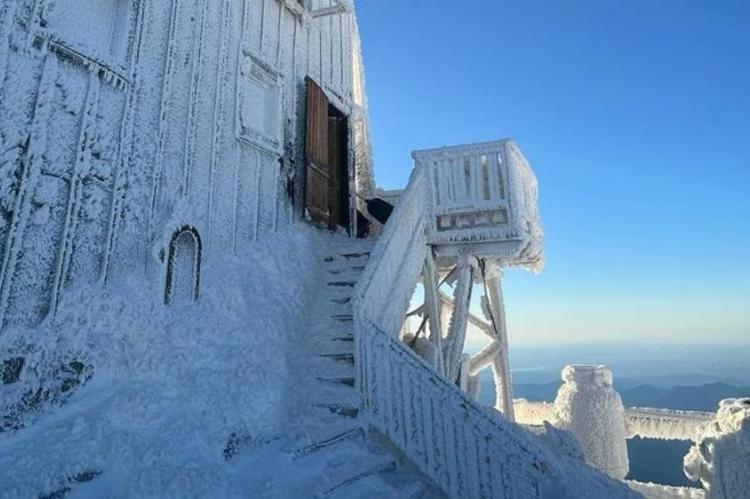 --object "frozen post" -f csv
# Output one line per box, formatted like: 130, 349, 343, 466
553, 365, 629, 479
684, 397, 750, 499
483, 264, 515, 421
